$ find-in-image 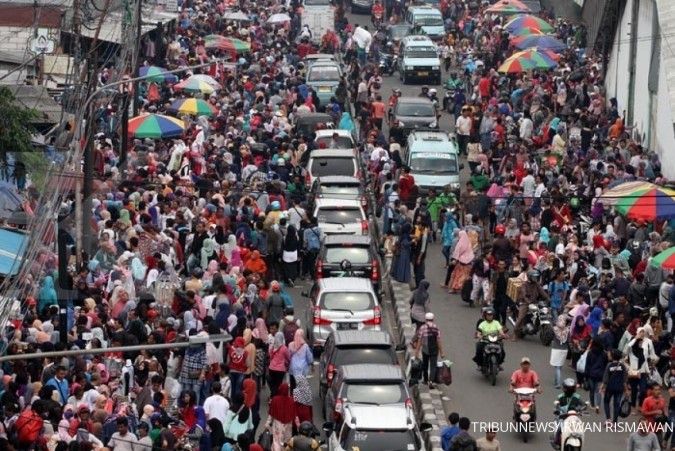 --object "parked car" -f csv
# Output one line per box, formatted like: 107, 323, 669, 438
293, 112, 334, 138
306, 61, 343, 106
306, 149, 360, 188
318, 330, 398, 397
309, 176, 367, 209
389, 96, 439, 143
313, 129, 357, 150
313, 198, 369, 237
323, 363, 410, 421
315, 234, 380, 292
